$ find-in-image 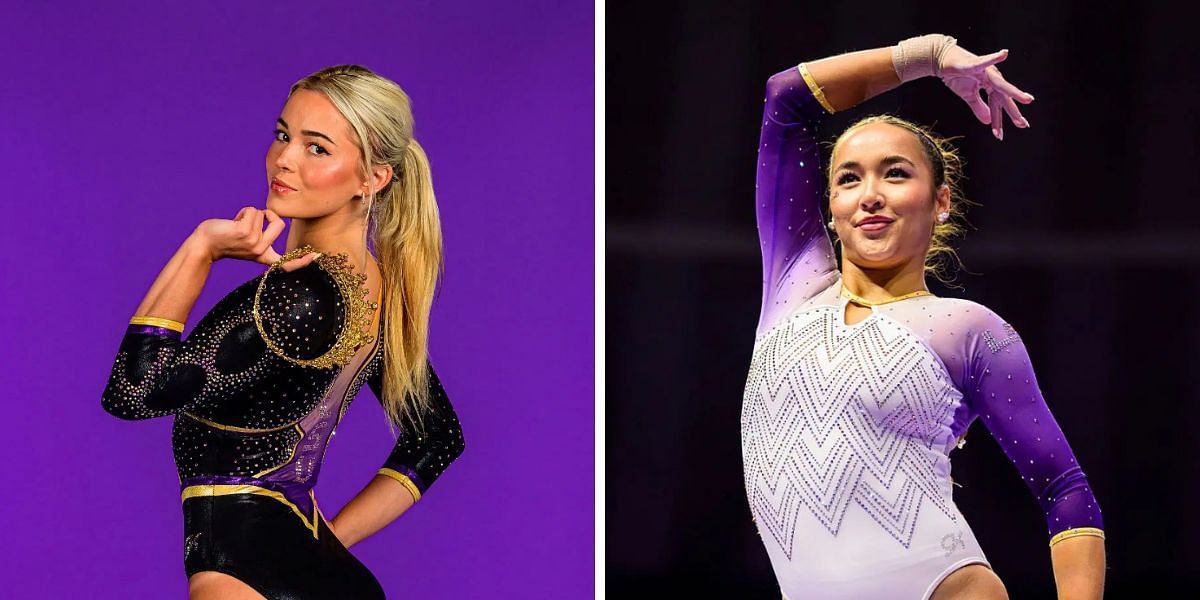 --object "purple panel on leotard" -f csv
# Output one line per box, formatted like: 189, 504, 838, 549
180, 474, 320, 521
0, 1, 594, 598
